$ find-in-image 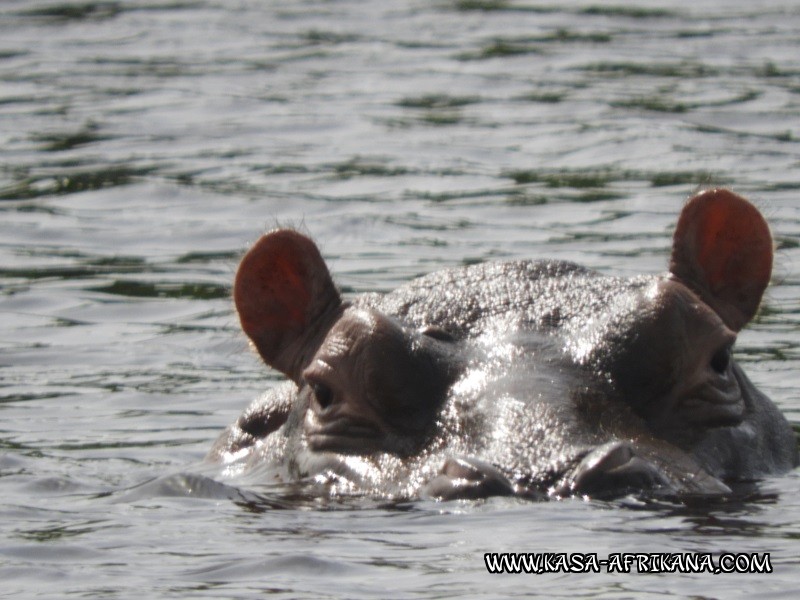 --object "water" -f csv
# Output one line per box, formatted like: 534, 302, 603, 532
1, 0, 799, 597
